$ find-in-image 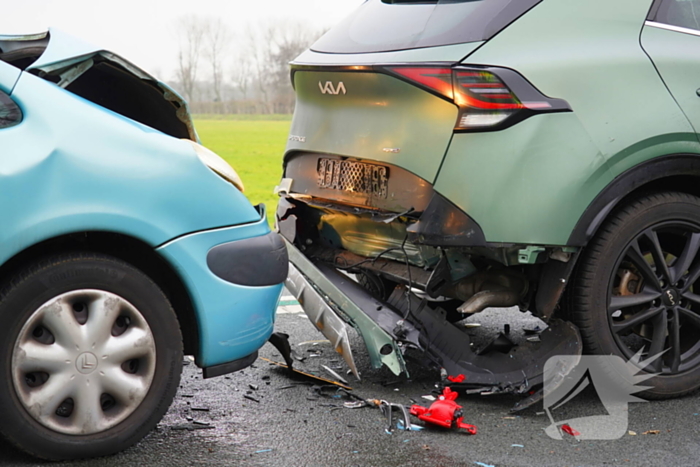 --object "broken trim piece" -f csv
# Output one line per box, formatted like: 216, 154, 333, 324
285, 238, 408, 377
